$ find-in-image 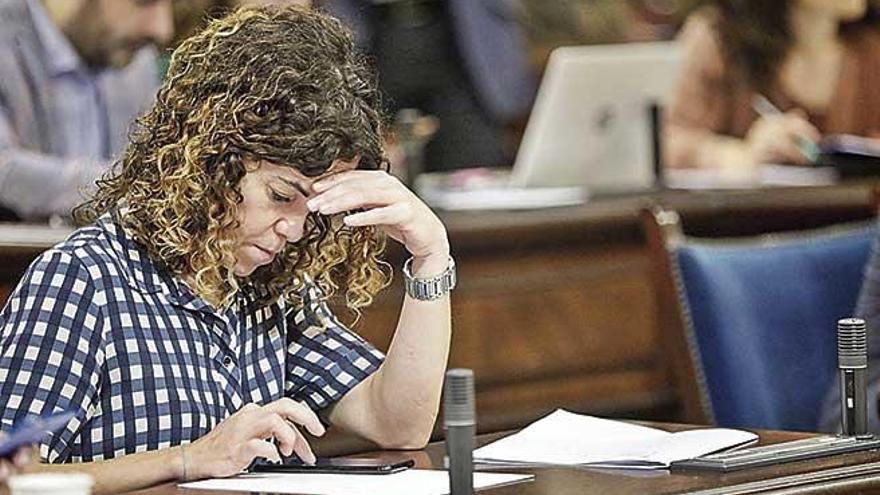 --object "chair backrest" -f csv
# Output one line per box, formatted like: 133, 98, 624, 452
643, 207, 875, 431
